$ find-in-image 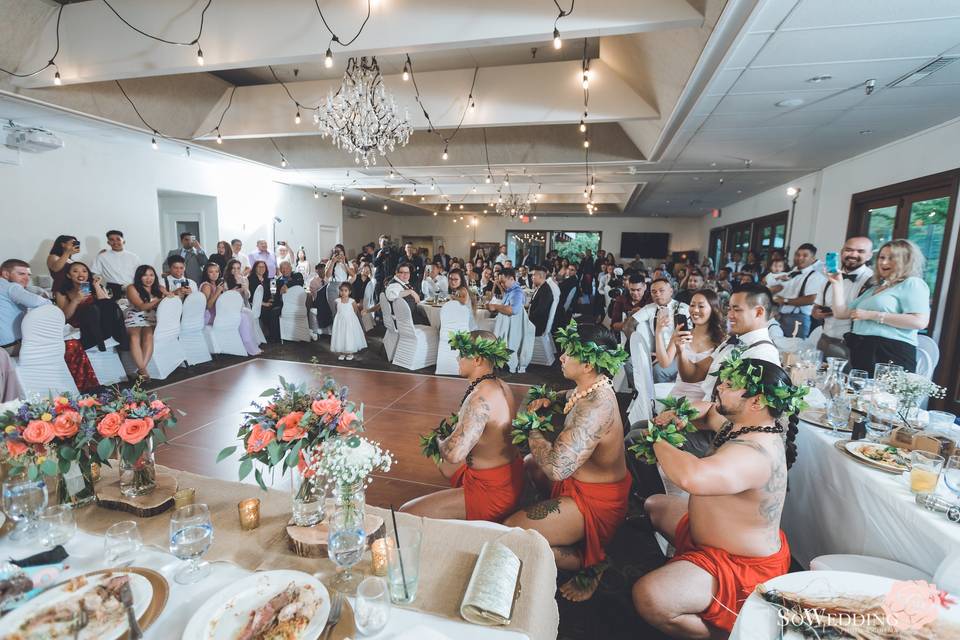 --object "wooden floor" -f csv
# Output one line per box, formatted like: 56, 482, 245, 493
154, 359, 529, 508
